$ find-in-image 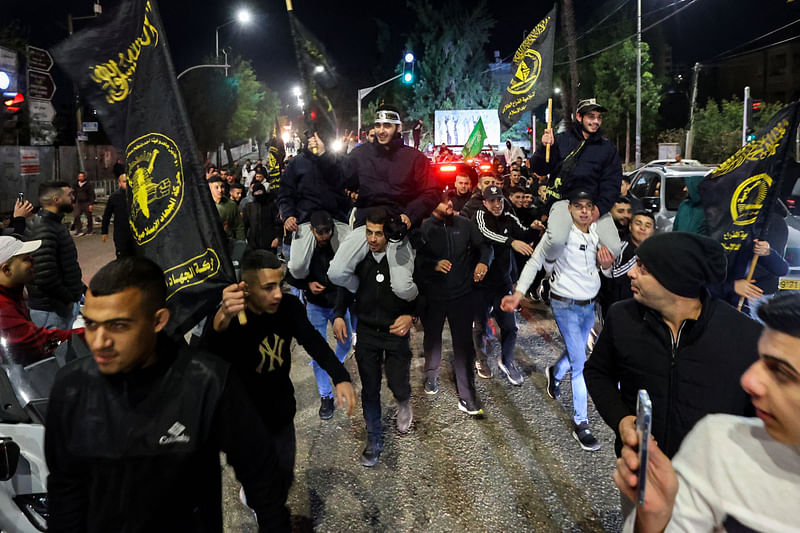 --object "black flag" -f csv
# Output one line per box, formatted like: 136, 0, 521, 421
498, 6, 556, 129
52, 0, 236, 335
699, 101, 800, 253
